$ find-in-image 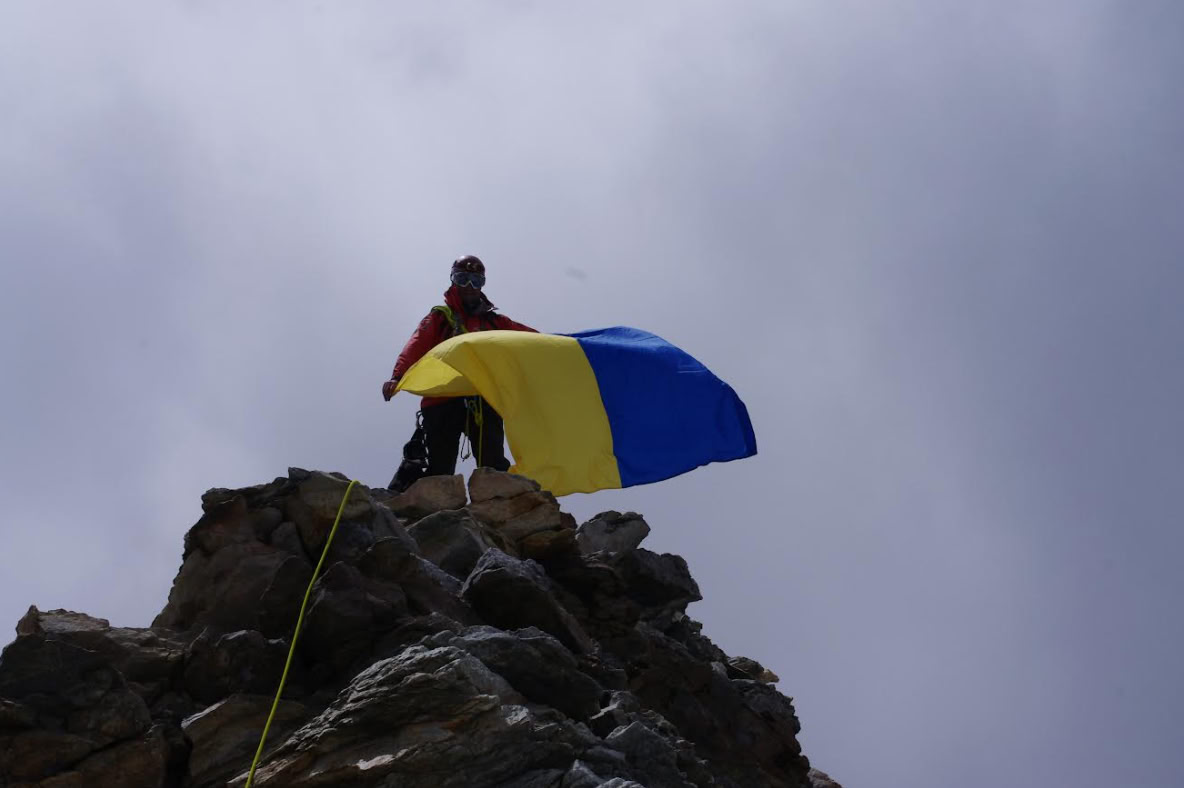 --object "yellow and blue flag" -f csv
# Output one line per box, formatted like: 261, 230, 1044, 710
395, 327, 757, 496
